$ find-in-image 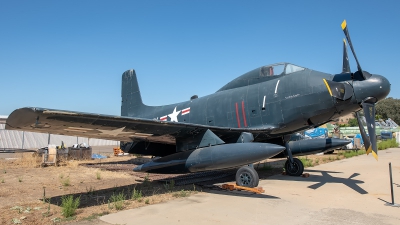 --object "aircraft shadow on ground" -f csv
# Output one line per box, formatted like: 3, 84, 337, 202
84, 157, 150, 167
45, 179, 200, 208
45, 170, 279, 208
202, 188, 280, 199
269, 169, 368, 195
